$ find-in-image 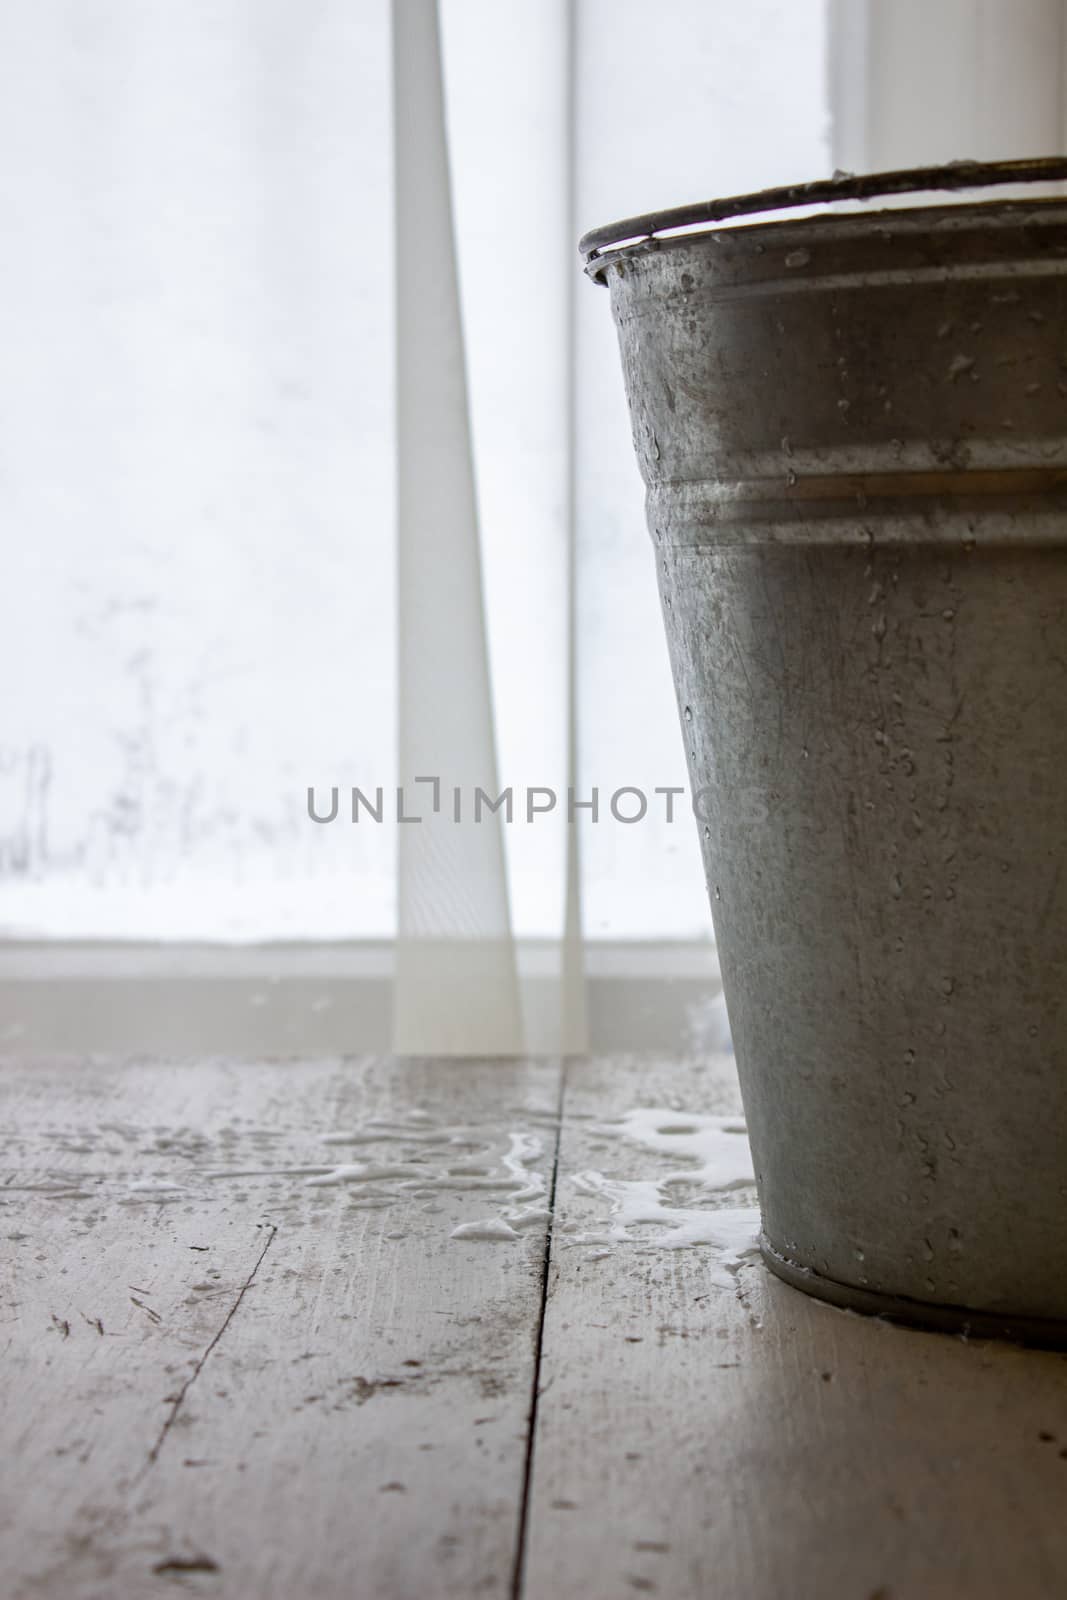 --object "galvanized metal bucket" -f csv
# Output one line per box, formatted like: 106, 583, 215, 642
583, 159, 1067, 1344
